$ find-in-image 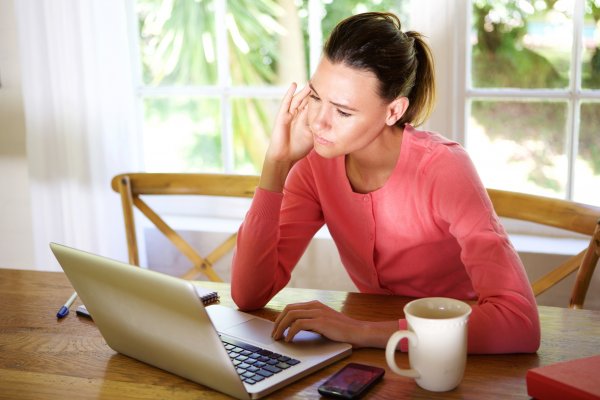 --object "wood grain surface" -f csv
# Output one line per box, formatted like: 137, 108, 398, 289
1, 269, 599, 399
